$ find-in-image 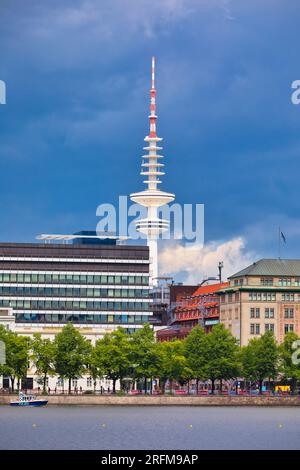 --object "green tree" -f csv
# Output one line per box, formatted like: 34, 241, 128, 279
157, 340, 190, 393
31, 333, 55, 394
131, 324, 162, 393
88, 353, 102, 393
54, 324, 91, 394
278, 332, 300, 394
242, 330, 278, 394
0, 327, 30, 392
185, 326, 207, 393
92, 328, 132, 393
203, 324, 240, 394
